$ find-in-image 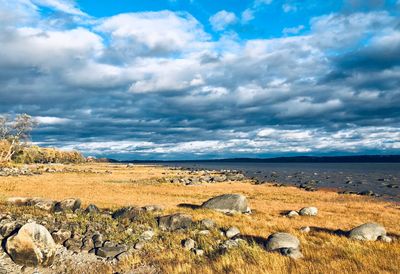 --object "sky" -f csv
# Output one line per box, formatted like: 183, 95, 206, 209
0, 0, 399, 160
